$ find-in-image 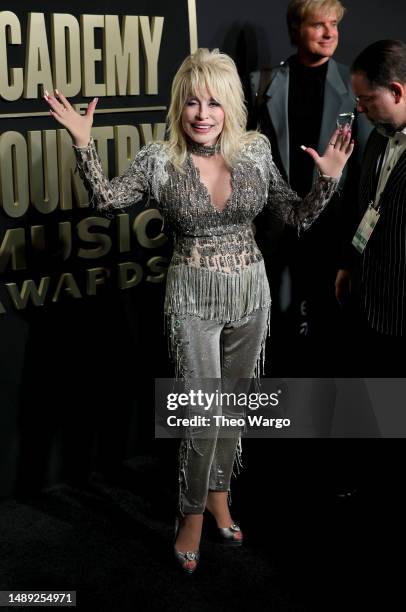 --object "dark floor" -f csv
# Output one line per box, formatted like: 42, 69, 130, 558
0, 452, 402, 611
